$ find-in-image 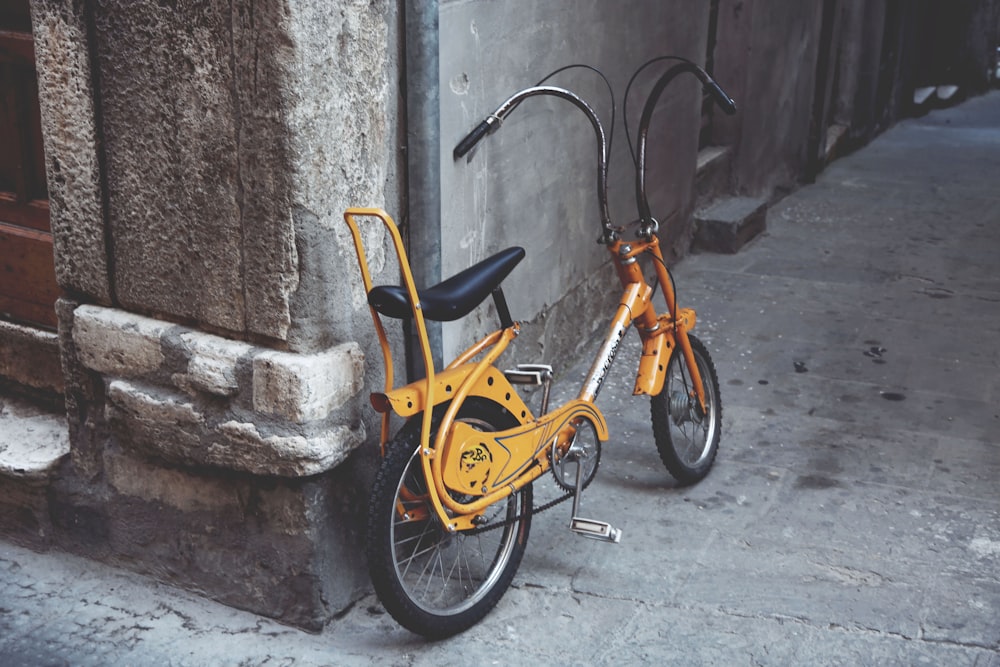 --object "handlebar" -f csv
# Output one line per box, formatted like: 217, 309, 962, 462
454, 117, 497, 159
634, 61, 735, 234
453, 58, 737, 244
454, 85, 614, 237
704, 79, 738, 115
